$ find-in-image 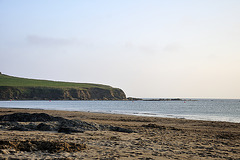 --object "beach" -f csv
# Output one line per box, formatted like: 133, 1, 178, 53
0, 108, 239, 159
